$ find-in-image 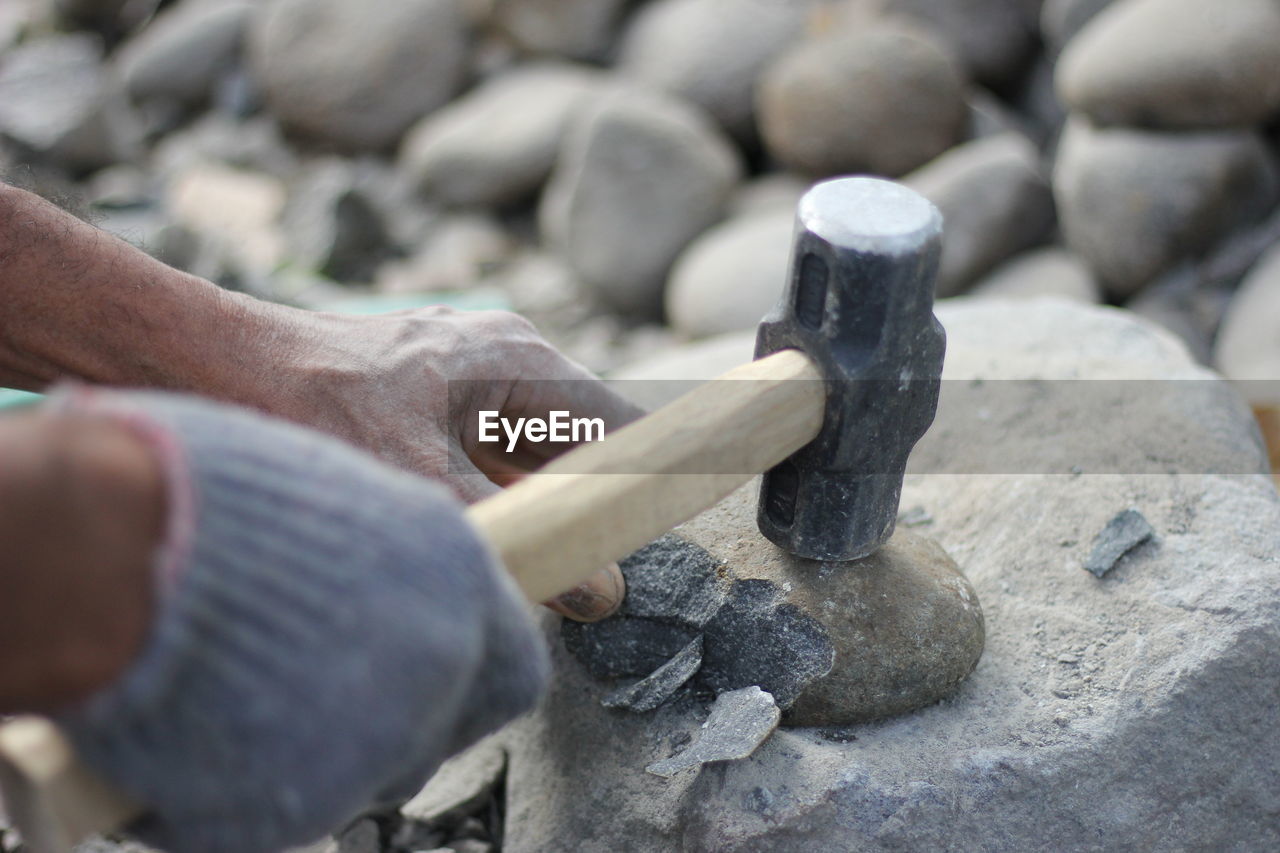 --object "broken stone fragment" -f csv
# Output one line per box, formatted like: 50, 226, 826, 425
645, 687, 780, 778
603, 636, 703, 713
1084, 508, 1155, 577
401, 735, 505, 825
